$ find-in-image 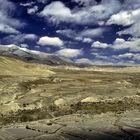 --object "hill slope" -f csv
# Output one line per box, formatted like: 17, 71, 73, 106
0, 56, 54, 75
